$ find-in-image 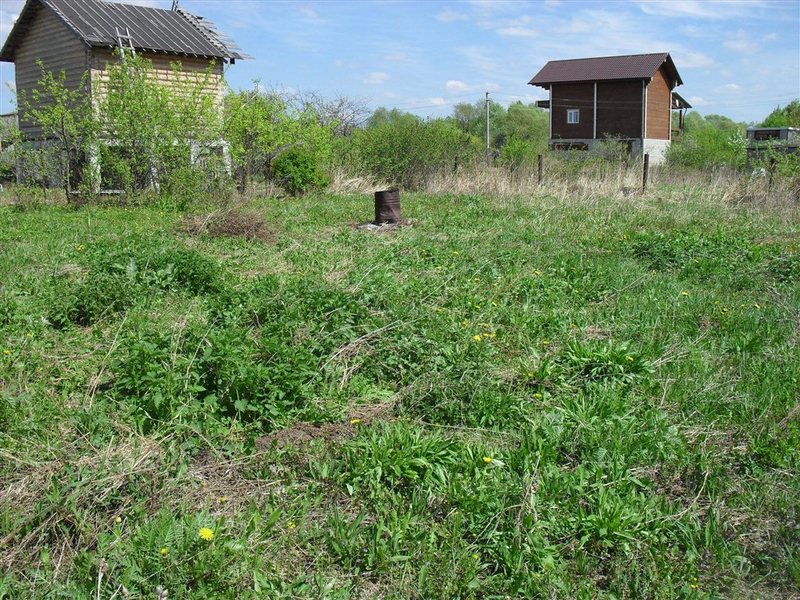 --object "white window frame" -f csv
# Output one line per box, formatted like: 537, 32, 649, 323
567, 109, 580, 124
